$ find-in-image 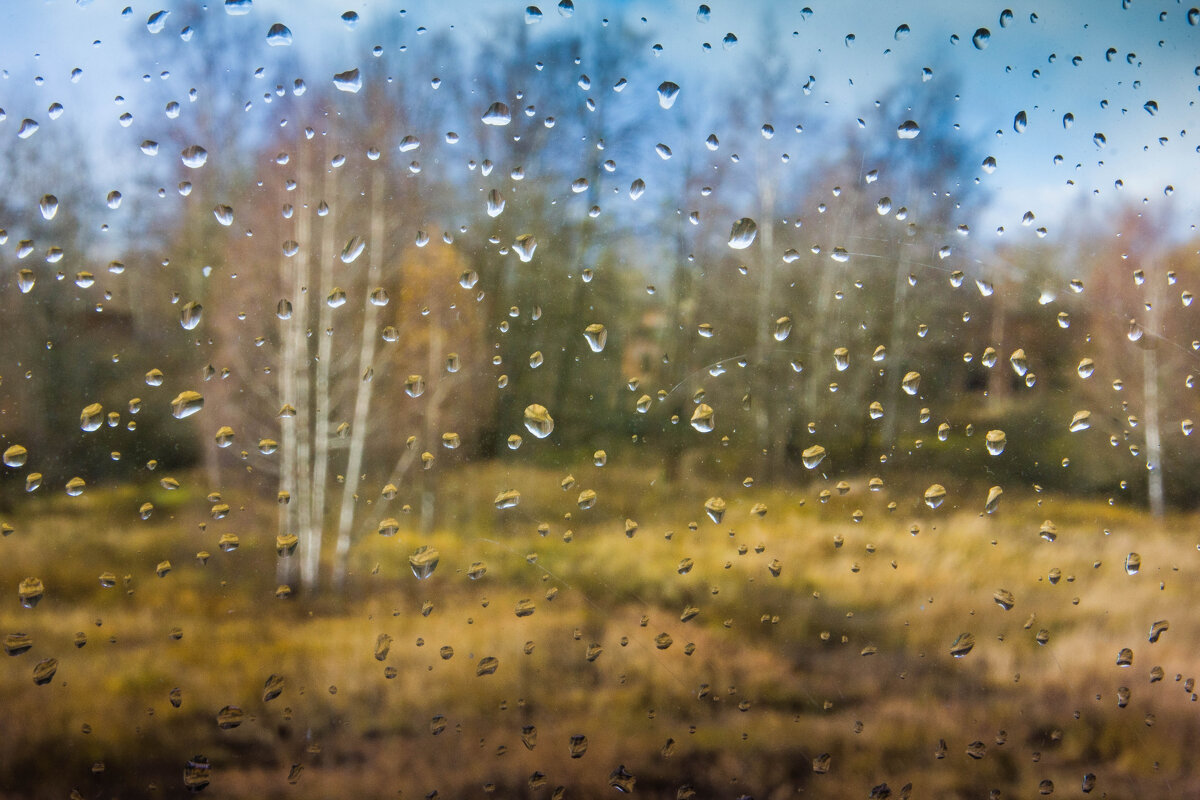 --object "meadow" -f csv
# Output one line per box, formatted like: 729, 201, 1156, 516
2, 463, 1198, 799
